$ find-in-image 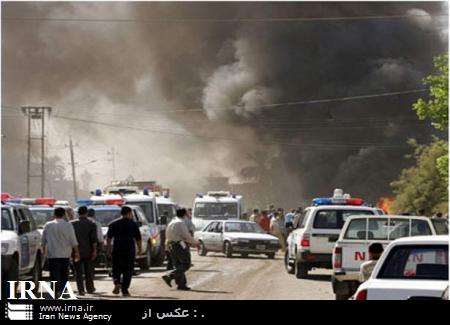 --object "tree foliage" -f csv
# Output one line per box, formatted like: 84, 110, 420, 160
391, 139, 448, 215
413, 55, 448, 130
